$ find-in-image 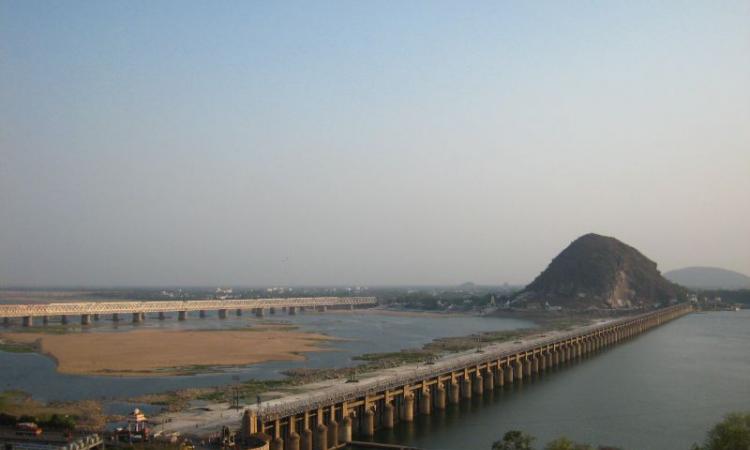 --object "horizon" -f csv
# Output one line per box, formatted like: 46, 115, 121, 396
2, 1, 749, 287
